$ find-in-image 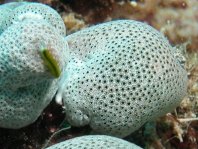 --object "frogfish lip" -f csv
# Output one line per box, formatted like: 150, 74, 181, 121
40, 48, 61, 78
